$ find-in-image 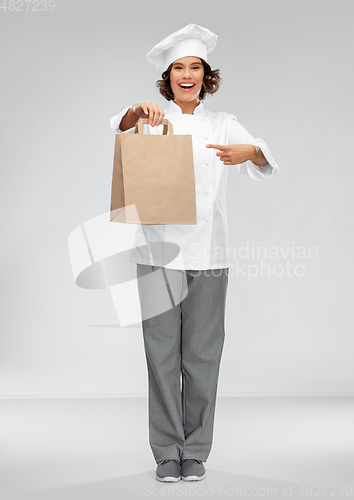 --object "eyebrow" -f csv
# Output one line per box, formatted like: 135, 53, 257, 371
172, 61, 203, 66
